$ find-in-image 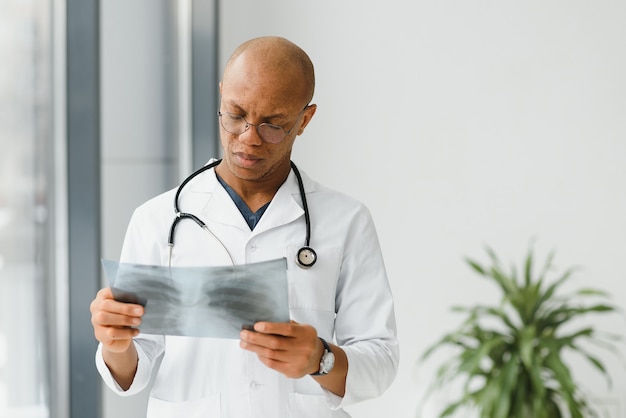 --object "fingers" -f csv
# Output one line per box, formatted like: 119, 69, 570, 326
90, 288, 144, 325
99, 325, 140, 346
240, 322, 320, 378
90, 287, 144, 350
92, 309, 141, 328
250, 320, 299, 337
